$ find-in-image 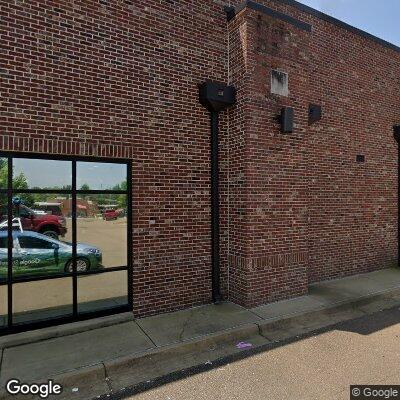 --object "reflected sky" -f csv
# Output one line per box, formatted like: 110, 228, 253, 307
13, 159, 126, 190
77, 162, 126, 190
13, 159, 72, 189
